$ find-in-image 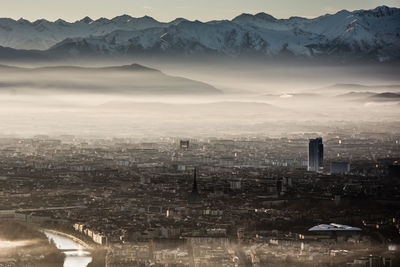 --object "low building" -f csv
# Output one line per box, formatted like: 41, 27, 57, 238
331, 162, 350, 174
